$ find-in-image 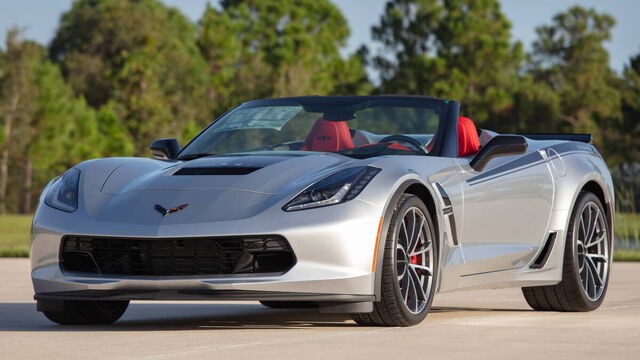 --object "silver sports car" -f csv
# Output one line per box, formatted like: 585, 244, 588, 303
31, 96, 614, 326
